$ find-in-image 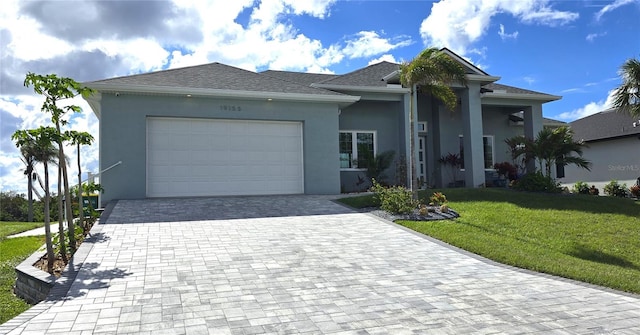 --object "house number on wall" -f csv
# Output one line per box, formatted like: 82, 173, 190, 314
220, 105, 242, 112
